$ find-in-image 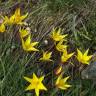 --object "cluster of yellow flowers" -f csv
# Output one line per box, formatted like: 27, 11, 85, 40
0, 8, 93, 96
0, 8, 28, 33
50, 28, 92, 64
23, 28, 93, 96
